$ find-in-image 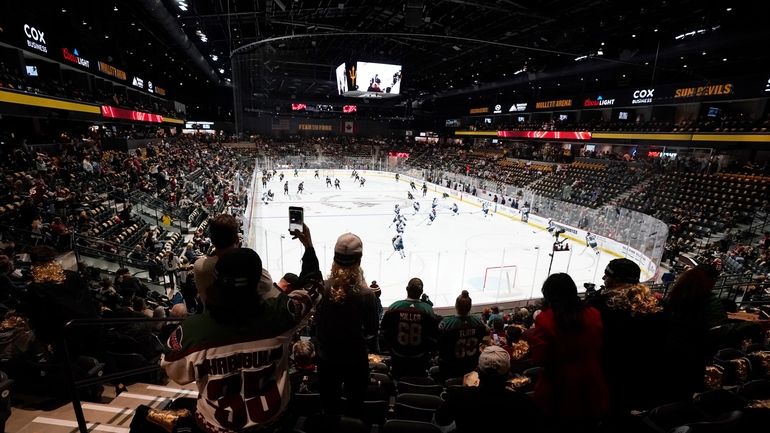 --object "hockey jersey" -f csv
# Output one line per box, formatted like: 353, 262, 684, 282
437, 314, 488, 378
161, 290, 316, 433
381, 299, 438, 360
